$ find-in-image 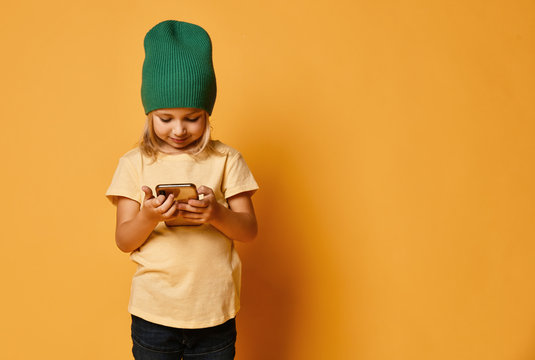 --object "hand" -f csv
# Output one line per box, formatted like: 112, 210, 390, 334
139, 185, 178, 223
177, 185, 221, 225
